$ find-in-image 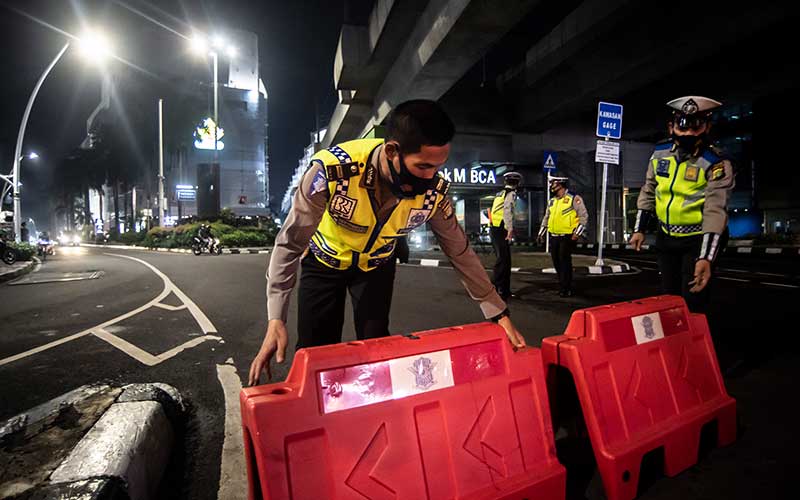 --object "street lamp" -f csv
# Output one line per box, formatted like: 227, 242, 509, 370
8, 31, 112, 242
1, 153, 39, 207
